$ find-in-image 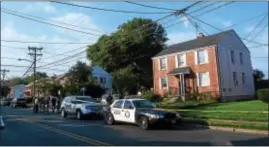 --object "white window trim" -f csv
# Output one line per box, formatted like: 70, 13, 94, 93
159, 76, 168, 89
196, 72, 210, 87
196, 49, 209, 65
159, 57, 167, 70
175, 53, 186, 68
